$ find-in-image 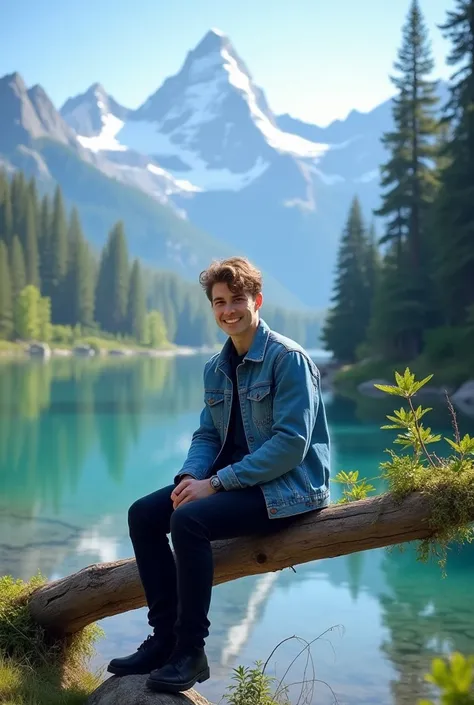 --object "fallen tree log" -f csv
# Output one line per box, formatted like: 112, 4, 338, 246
29, 491, 470, 636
